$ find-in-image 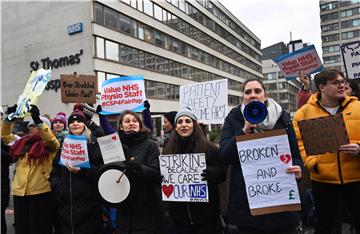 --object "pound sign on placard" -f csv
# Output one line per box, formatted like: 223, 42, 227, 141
288, 189, 295, 200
